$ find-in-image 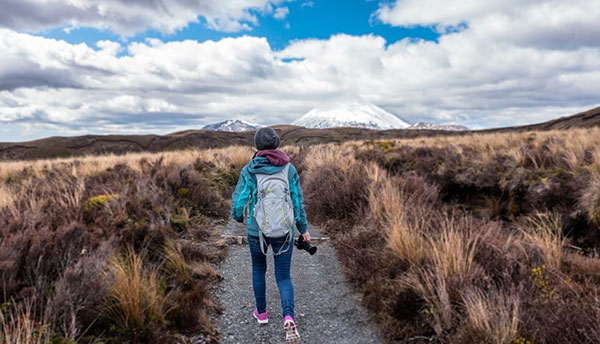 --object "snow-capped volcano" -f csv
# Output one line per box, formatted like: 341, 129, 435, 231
202, 119, 263, 132
293, 98, 410, 130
